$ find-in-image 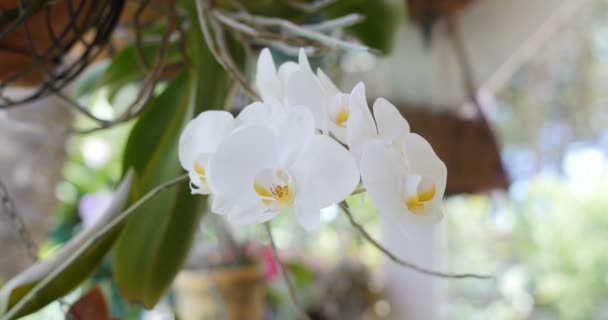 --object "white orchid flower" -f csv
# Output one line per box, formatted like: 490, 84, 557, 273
316, 68, 364, 143
345, 83, 447, 224
346, 82, 411, 161
208, 105, 359, 230
255, 48, 300, 106
178, 110, 235, 194
255, 48, 329, 132
360, 135, 447, 224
